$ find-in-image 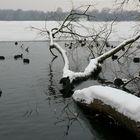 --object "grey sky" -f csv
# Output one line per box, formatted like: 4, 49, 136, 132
0, 0, 138, 11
